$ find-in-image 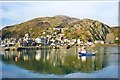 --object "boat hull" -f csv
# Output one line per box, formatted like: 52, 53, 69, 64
78, 52, 95, 57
